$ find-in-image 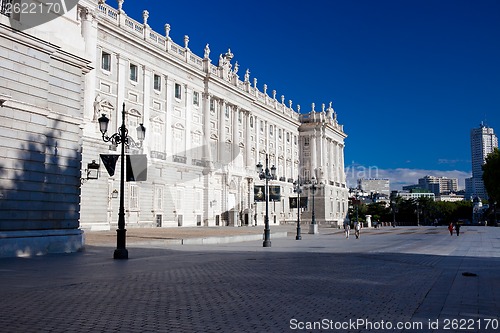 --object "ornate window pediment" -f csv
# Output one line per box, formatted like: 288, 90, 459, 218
101, 100, 114, 111
150, 115, 165, 124
172, 122, 185, 130
127, 108, 141, 117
